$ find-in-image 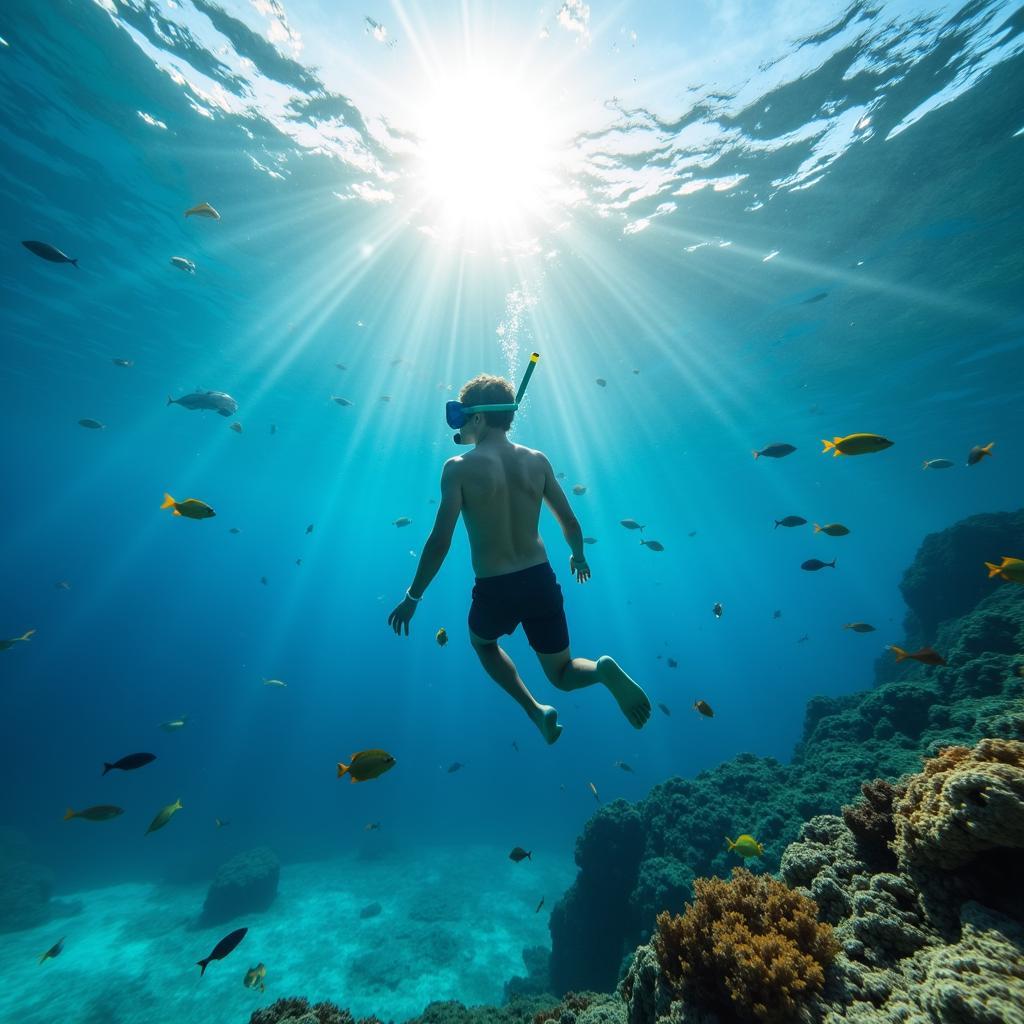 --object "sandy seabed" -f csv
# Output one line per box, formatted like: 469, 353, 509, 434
0, 845, 572, 1024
